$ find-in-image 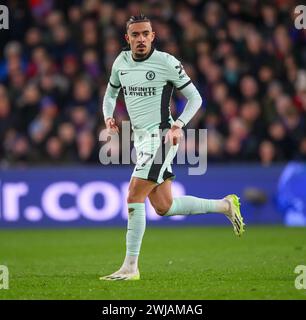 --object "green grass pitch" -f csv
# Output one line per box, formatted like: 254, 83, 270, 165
0, 226, 306, 300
